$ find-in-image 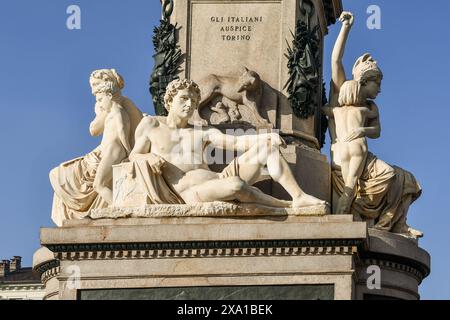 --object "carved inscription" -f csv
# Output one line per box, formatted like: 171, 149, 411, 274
210, 16, 264, 41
